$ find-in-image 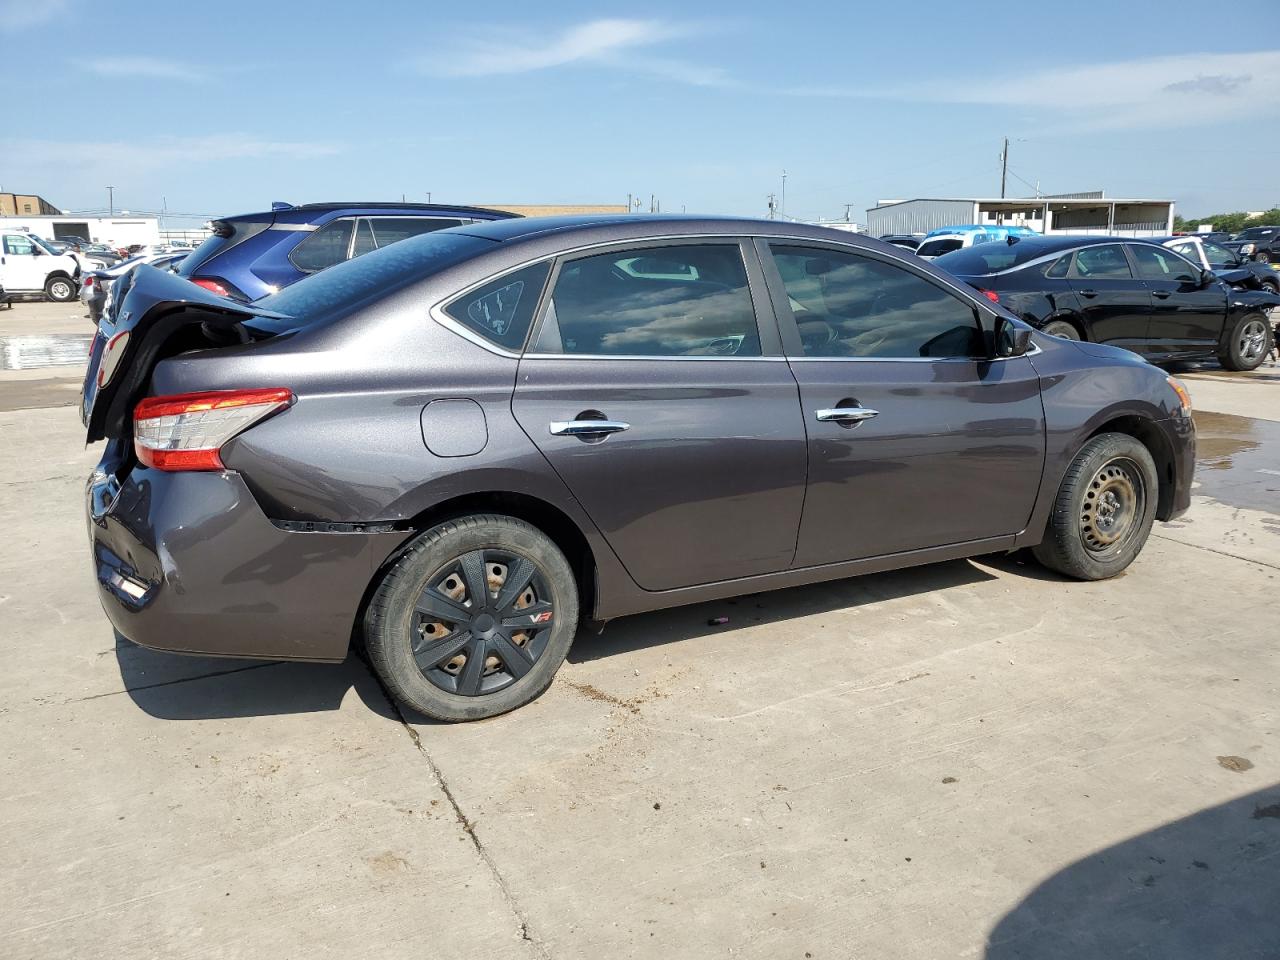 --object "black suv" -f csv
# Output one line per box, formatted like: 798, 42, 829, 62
936, 236, 1278, 370
1225, 226, 1280, 263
